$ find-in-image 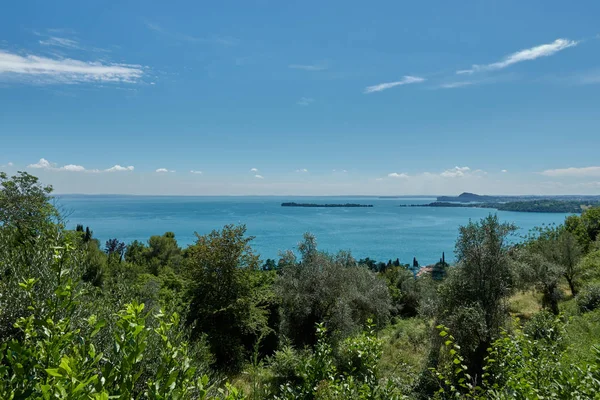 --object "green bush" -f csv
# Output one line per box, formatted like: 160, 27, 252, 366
576, 283, 600, 313
523, 310, 563, 342
0, 240, 239, 399
276, 234, 391, 348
